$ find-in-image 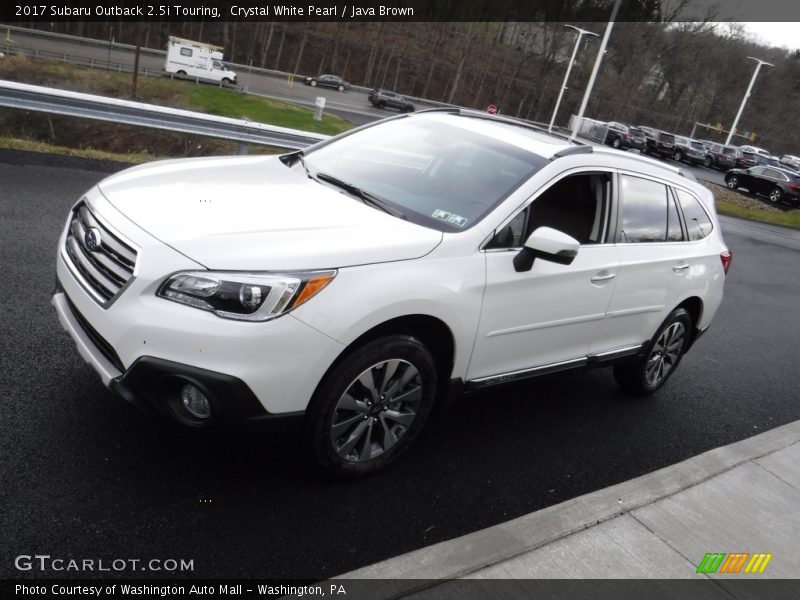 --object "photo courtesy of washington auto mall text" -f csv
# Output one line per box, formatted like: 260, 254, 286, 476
14, 582, 349, 598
